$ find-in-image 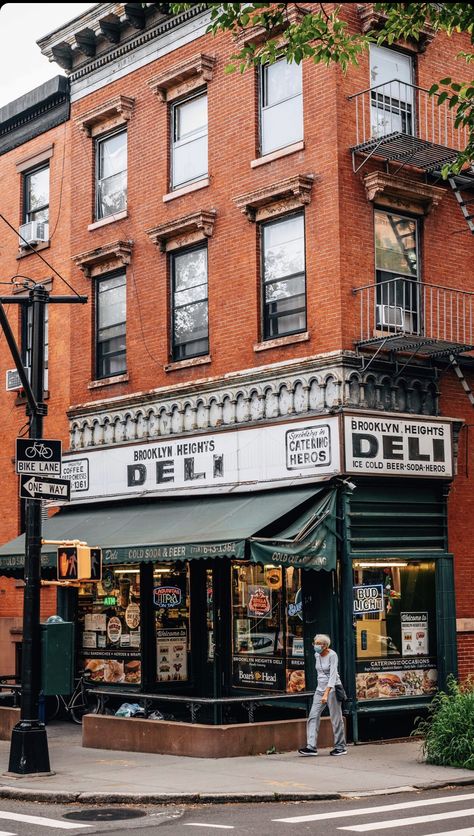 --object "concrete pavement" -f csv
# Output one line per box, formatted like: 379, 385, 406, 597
0, 722, 472, 804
